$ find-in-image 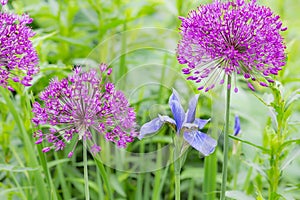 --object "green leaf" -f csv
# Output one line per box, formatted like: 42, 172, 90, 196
281, 147, 300, 170
285, 89, 300, 110
110, 174, 126, 197
181, 167, 204, 180
229, 135, 270, 153
225, 190, 255, 200
0, 164, 38, 172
